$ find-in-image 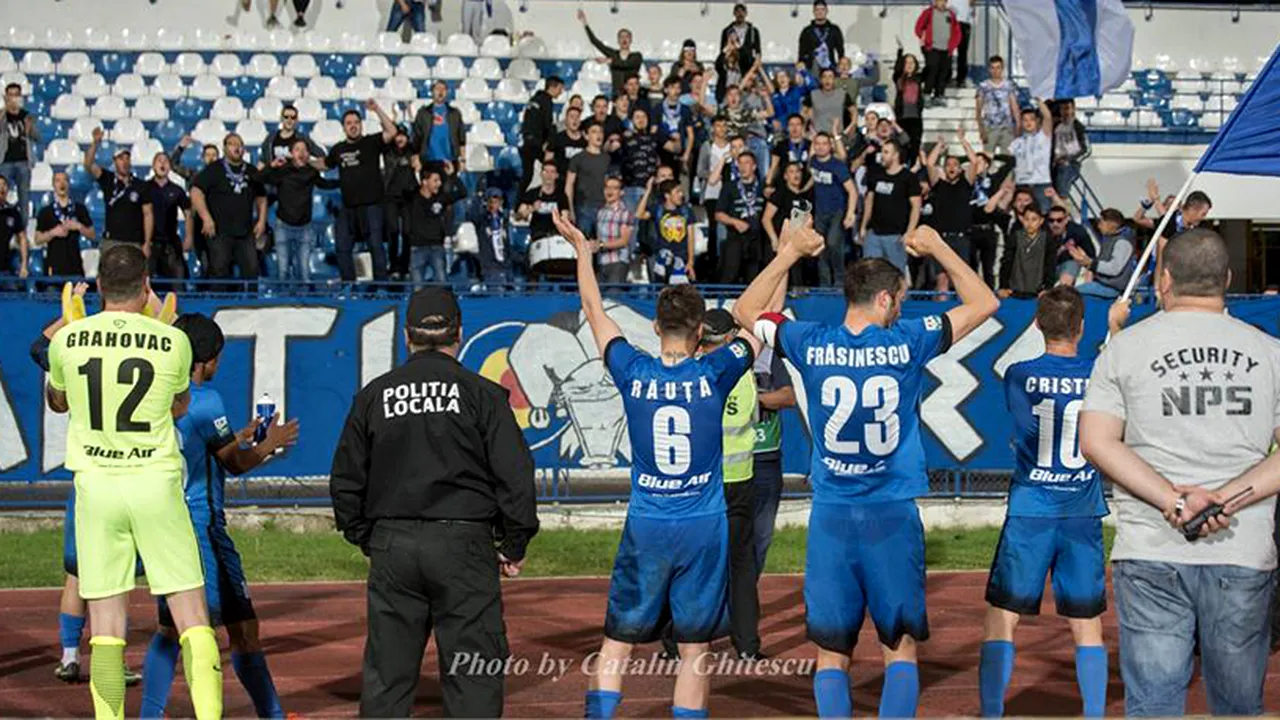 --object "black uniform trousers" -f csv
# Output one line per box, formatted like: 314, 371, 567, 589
923, 48, 951, 98
724, 479, 762, 656
362, 519, 509, 719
